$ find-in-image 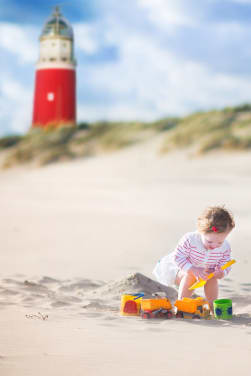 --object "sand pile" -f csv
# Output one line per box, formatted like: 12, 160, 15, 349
89, 272, 178, 300
0, 273, 177, 314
